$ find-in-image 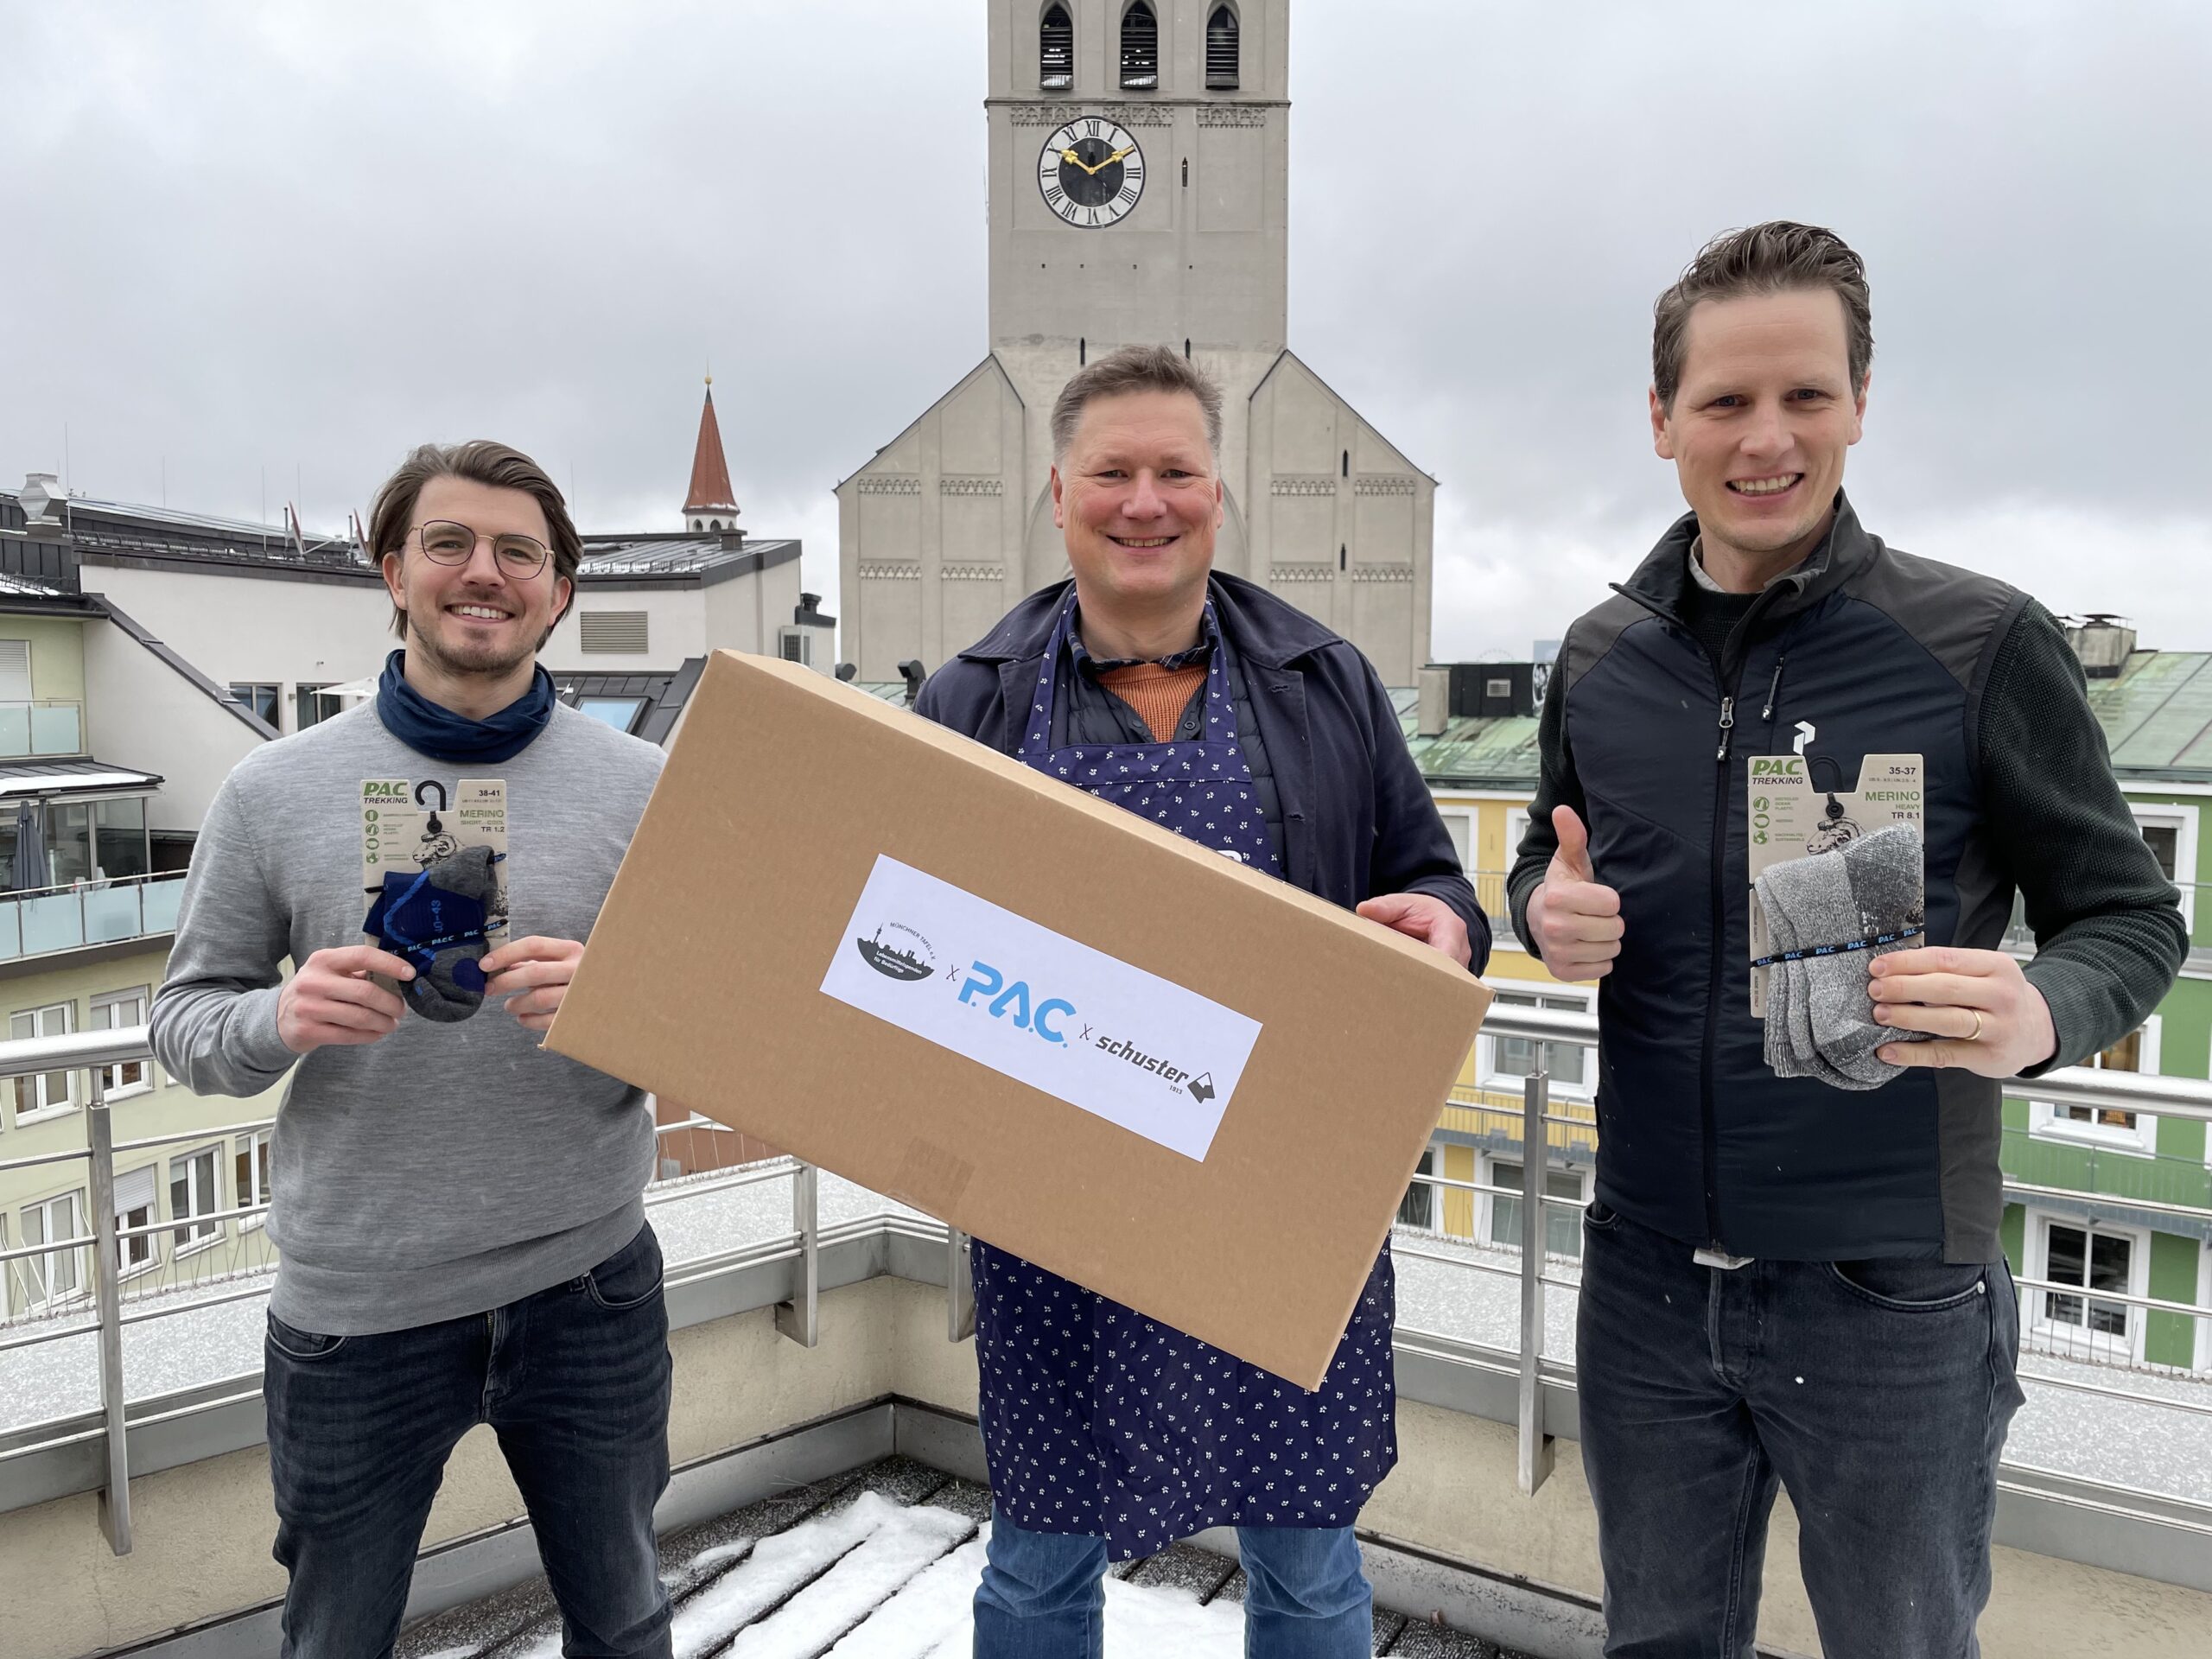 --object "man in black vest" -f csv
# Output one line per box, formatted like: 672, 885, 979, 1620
1511, 223, 2185, 1656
